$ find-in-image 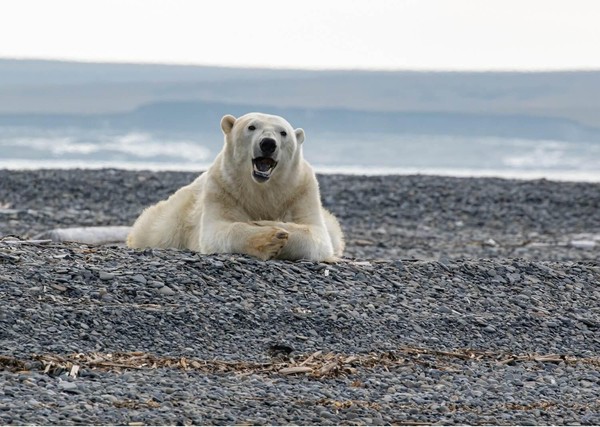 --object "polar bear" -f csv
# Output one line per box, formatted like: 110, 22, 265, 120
127, 112, 344, 261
